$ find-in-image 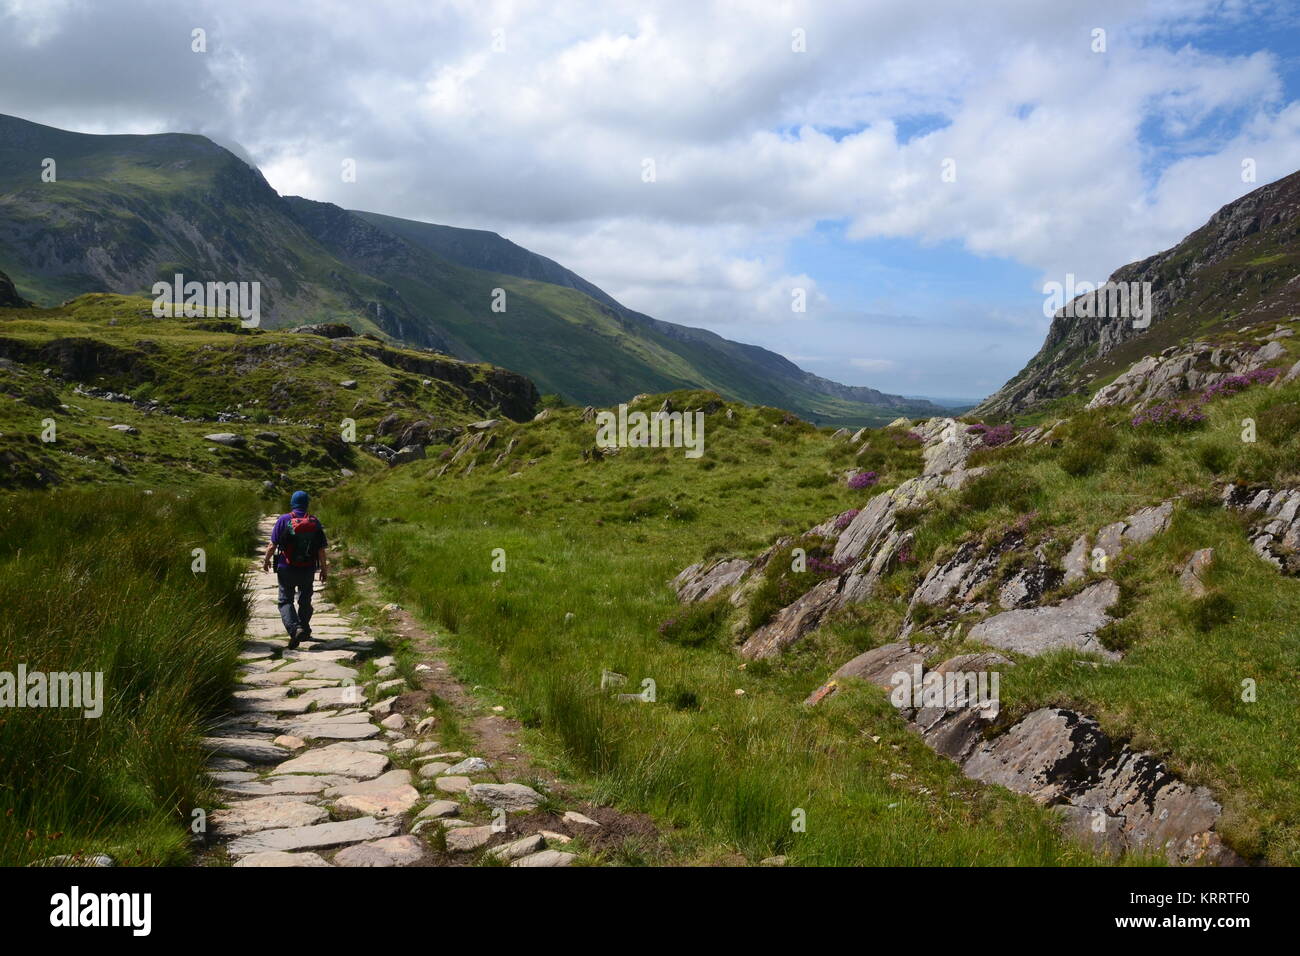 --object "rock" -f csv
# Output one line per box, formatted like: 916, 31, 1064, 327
468, 419, 500, 430
672, 557, 751, 603
488, 833, 546, 860
292, 323, 356, 339
332, 834, 425, 867
271, 748, 389, 779
445, 826, 494, 852
379, 713, 406, 730
108, 424, 139, 435
415, 716, 437, 734
1179, 548, 1214, 596
510, 850, 576, 867
804, 642, 928, 704
209, 771, 256, 786
967, 580, 1121, 660
998, 553, 1062, 609
562, 810, 600, 827
335, 785, 420, 818
232, 851, 333, 868
339, 380, 358, 389
739, 575, 841, 660
287, 718, 380, 741
417, 762, 452, 779
202, 736, 288, 765
540, 830, 571, 844
226, 815, 401, 856
210, 798, 329, 836
467, 782, 545, 812
204, 433, 246, 447
29, 854, 115, 867
435, 775, 472, 793
221, 775, 349, 797
759, 855, 787, 866
323, 770, 412, 796
444, 757, 489, 775
389, 444, 426, 466
962, 707, 1234, 864
1062, 535, 1089, 584
417, 800, 460, 819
